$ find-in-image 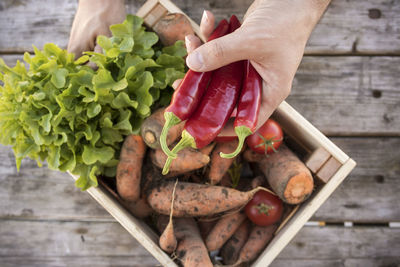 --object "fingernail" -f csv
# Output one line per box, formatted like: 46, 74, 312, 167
186, 51, 204, 71
201, 10, 210, 24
